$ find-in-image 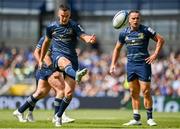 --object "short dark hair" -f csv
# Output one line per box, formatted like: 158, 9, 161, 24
129, 10, 141, 15
59, 4, 70, 11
